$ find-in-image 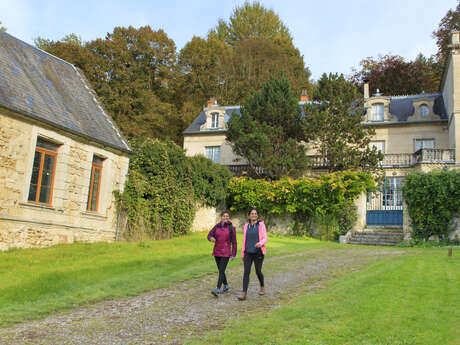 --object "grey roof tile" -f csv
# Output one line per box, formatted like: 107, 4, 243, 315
0, 31, 131, 153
